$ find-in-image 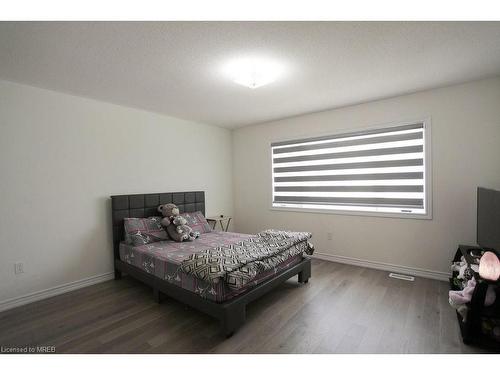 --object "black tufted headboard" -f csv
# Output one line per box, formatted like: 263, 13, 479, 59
110, 191, 205, 260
